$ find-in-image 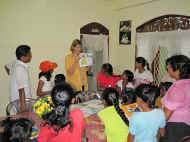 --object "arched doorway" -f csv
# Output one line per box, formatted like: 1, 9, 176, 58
136, 14, 190, 85
80, 22, 109, 91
